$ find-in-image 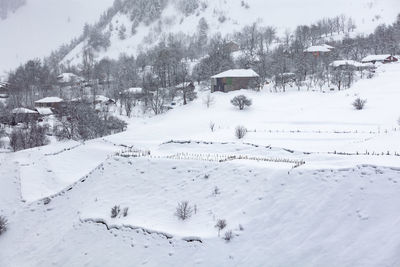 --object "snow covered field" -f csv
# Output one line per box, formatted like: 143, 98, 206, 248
1, 63, 400, 266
